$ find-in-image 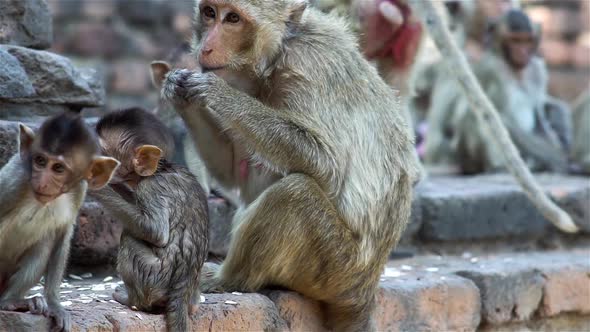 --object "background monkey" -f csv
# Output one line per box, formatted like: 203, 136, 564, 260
91, 107, 209, 332
453, 9, 570, 174
162, 0, 420, 331
0, 113, 119, 332
571, 90, 590, 174
409, 0, 578, 233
